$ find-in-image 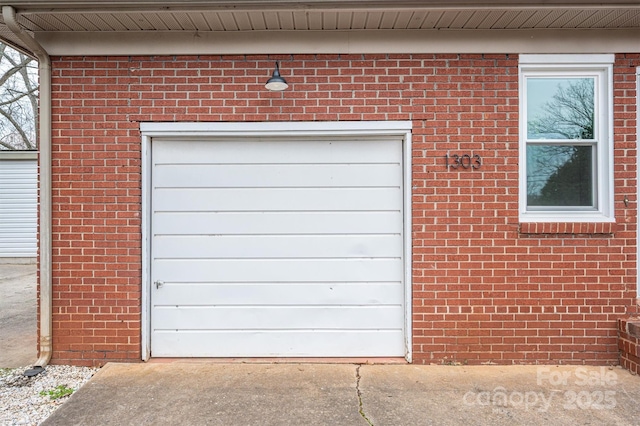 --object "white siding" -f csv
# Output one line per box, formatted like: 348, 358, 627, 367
0, 155, 37, 258
150, 137, 405, 357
